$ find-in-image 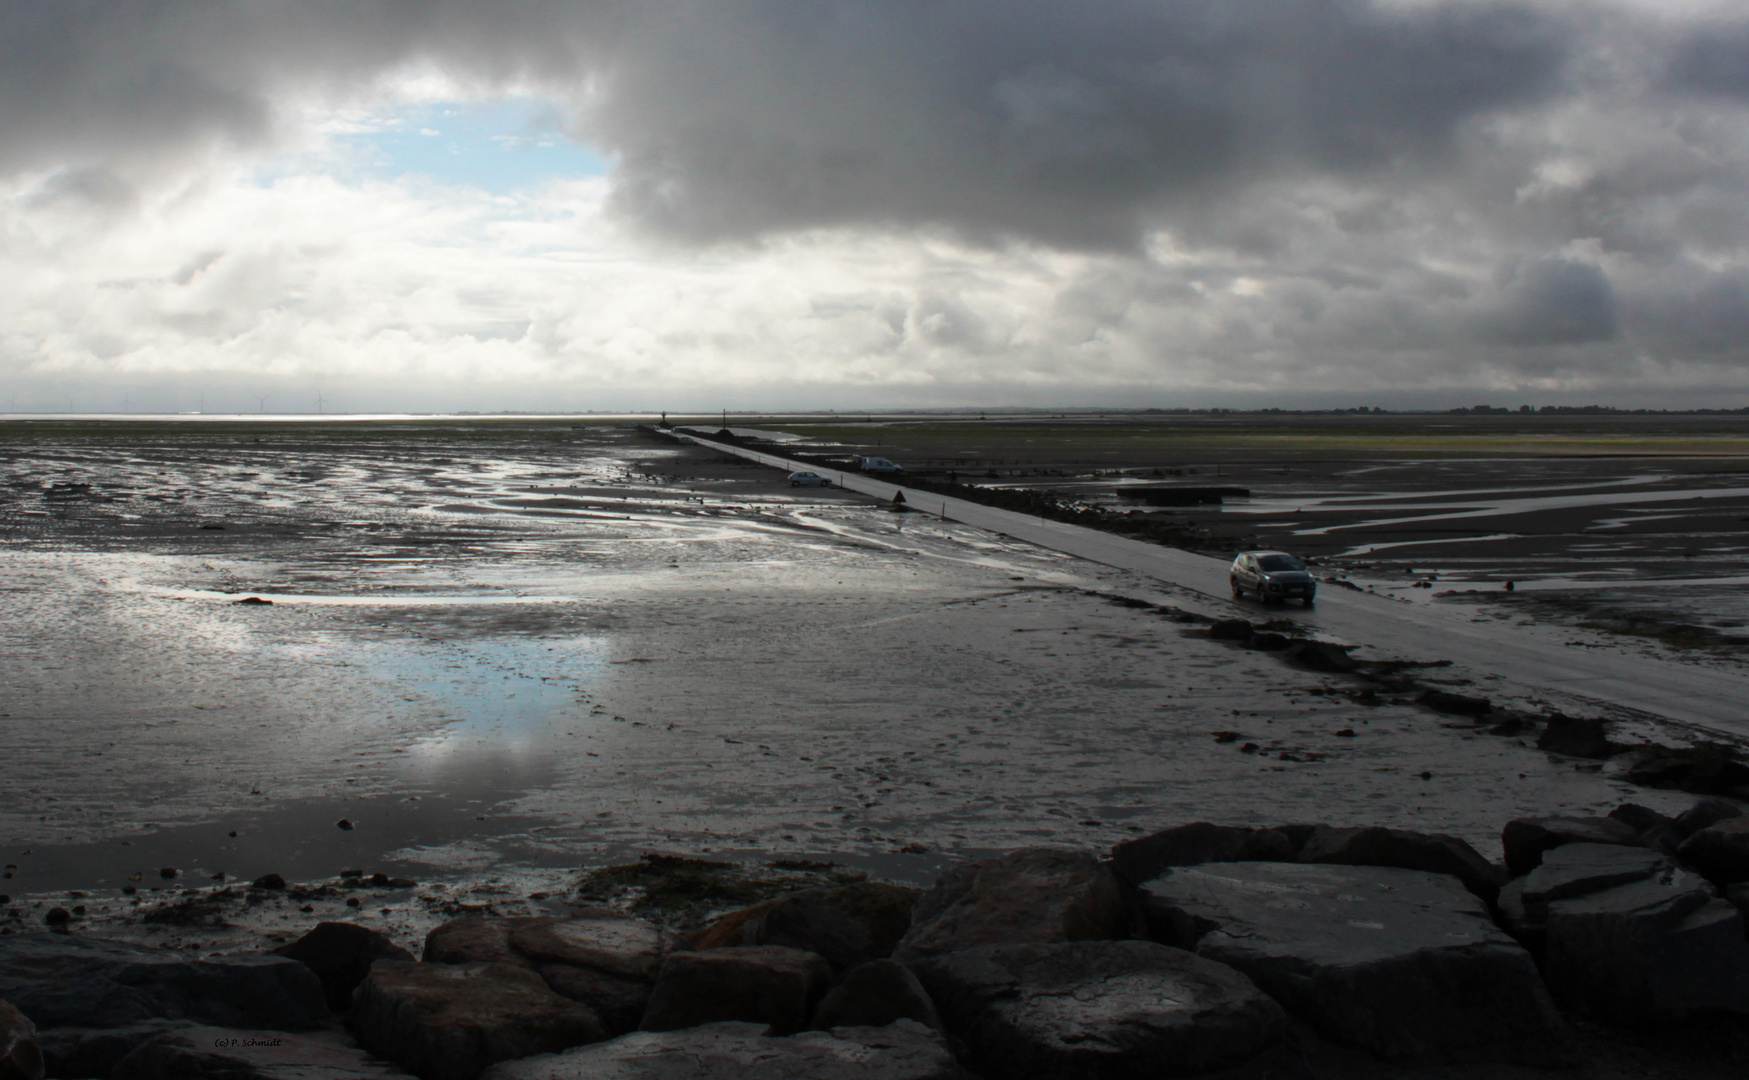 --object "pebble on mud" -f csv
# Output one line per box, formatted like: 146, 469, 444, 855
336, 819, 355, 831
